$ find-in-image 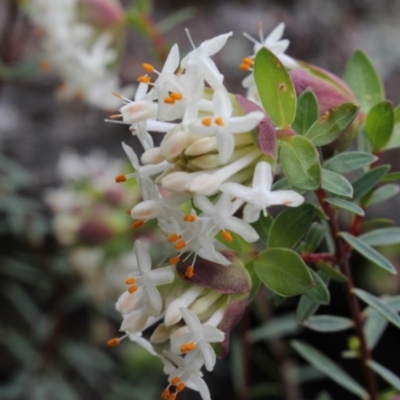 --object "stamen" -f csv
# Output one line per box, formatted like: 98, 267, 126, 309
167, 233, 181, 243
180, 342, 196, 352
107, 337, 121, 347
239, 63, 252, 71
174, 239, 187, 251
201, 117, 212, 127
137, 74, 151, 84
161, 389, 171, 400
176, 383, 186, 392
109, 114, 121, 119
184, 265, 194, 278
169, 256, 180, 265
222, 230, 233, 242
128, 285, 138, 293
115, 174, 127, 183
131, 220, 145, 229
215, 117, 225, 126
183, 214, 196, 222
170, 92, 183, 100
164, 97, 176, 104
142, 63, 155, 72
171, 377, 181, 386
125, 277, 136, 285
242, 57, 254, 66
